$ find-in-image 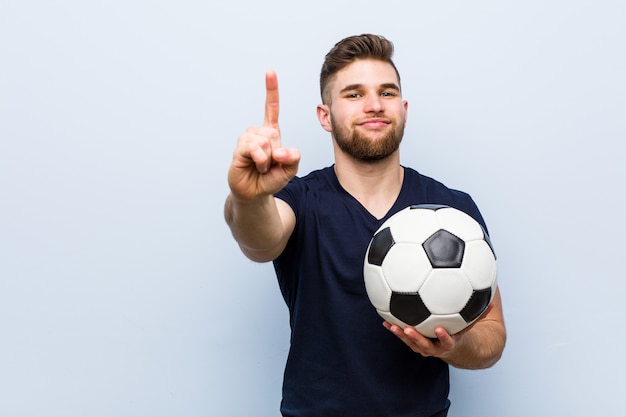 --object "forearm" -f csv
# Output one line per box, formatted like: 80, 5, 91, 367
443, 319, 506, 369
224, 193, 288, 262
442, 289, 506, 369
